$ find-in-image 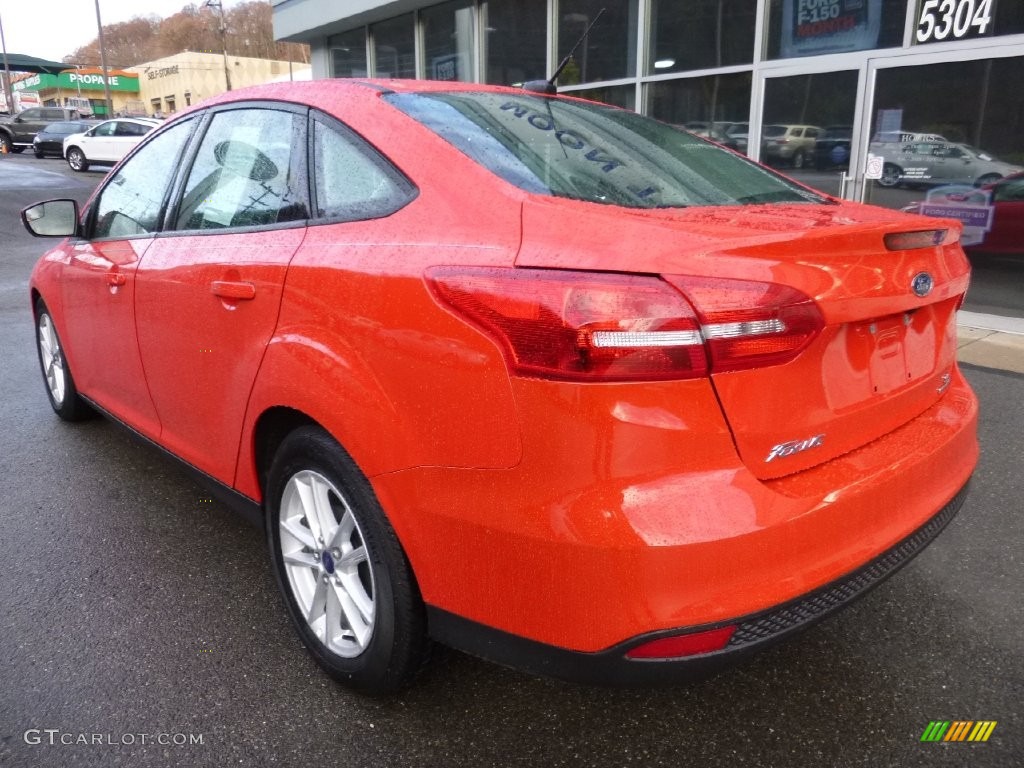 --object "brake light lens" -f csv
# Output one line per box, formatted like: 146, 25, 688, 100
427, 267, 707, 382
883, 229, 956, 250
428, 268, 823, 382
625, 625, 736, 659
666, 276, 824, 373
